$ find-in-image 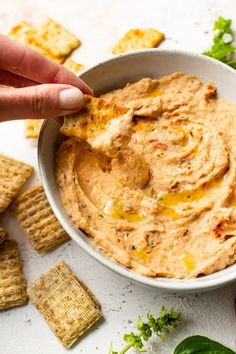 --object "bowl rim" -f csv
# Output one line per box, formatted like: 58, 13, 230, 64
38, 48, 236, 292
